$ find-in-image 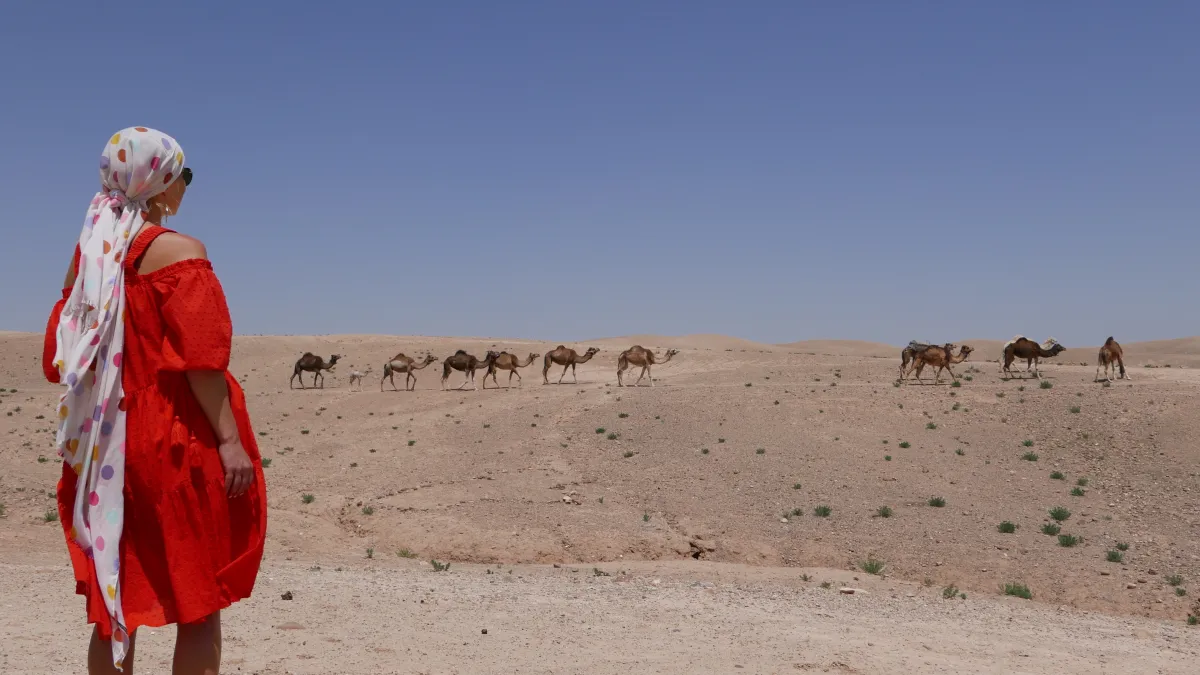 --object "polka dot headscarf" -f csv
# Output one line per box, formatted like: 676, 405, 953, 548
53, 126, 186, 672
